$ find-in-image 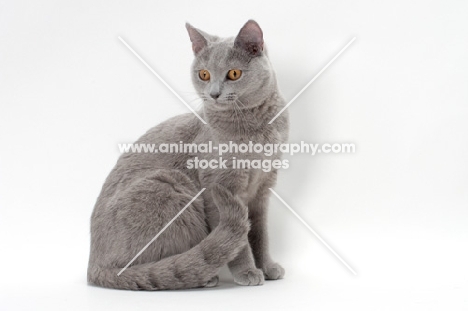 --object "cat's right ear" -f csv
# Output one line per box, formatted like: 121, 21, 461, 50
186, 23, 207, 55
